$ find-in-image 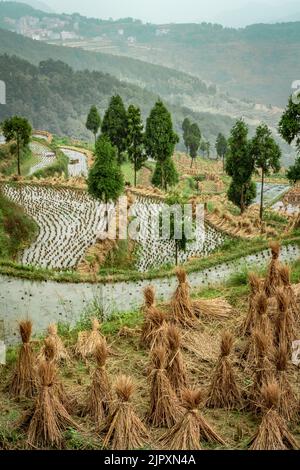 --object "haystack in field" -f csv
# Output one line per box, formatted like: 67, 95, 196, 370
38, 324, 70, 364
248, 380, 298, 450
244, 292, 274, 367
166, 324, 188, 396
276, 344, 298, 422
75, 318, 106, 359
103, 375, 149, 450
275, 289, 296, 352
279, 264, 300, 332
240, 272, 261, 336
206, 331, 242, 410
193, 298, 232, 319
19, 359, 79, 448
140, 286, 168, 349
160, 389, 226, 450
247, 330, 275, 413
147, 346, 182, 428
9, 320, 37, 399
170, 268, 198, 328
264, 241, 282, 296
83, 342, 112, 428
